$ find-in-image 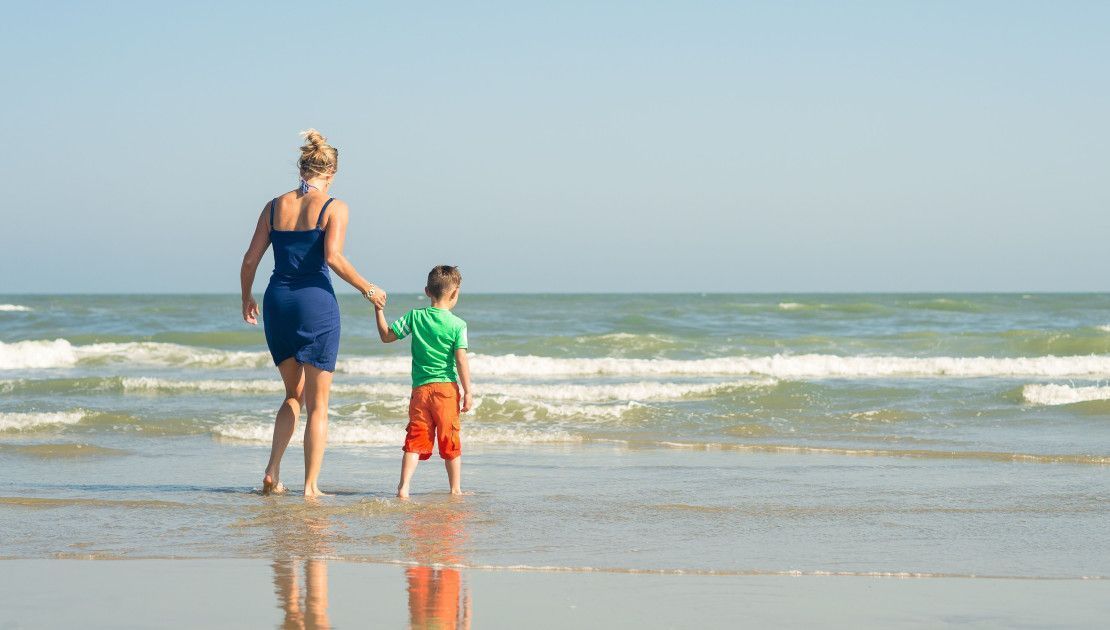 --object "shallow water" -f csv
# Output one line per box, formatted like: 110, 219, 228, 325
0, 294, 1108, 580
